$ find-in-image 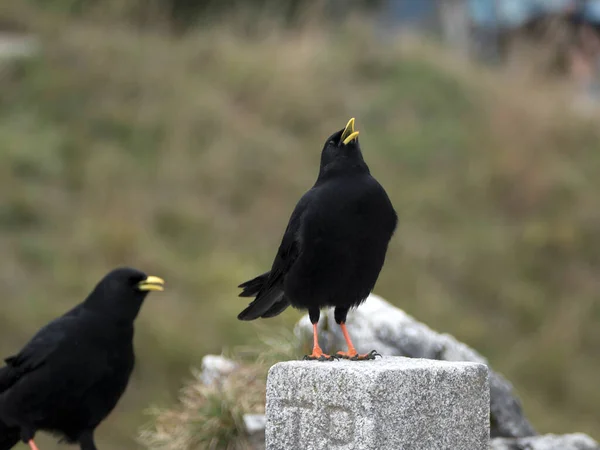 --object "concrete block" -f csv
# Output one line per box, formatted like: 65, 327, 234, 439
491, 433, 600, 450
295, 294, 535, 438
266, 356, 489, 450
